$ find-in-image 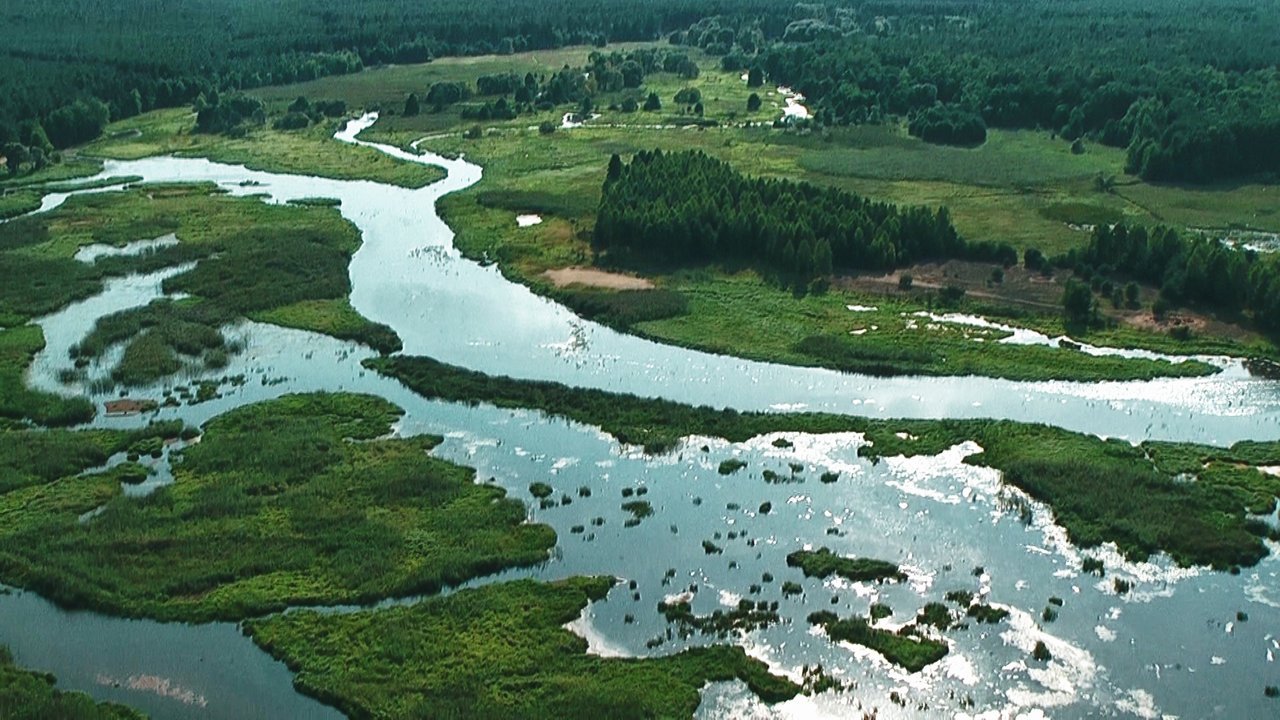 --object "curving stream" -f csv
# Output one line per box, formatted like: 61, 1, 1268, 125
3, 114, 1278, 719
